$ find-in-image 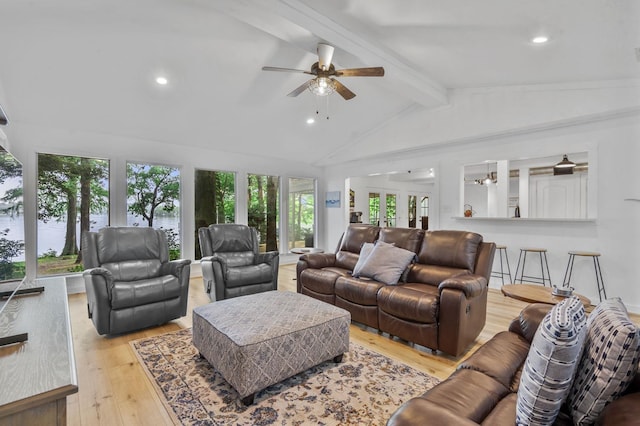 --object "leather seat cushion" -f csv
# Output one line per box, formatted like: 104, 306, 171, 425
225, 263, 273, 287
406, 264, 469, 286
300, 267, 349, 295
335, 276, 384, 305
111, 275, 181, 309
377, 284, 439, 324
